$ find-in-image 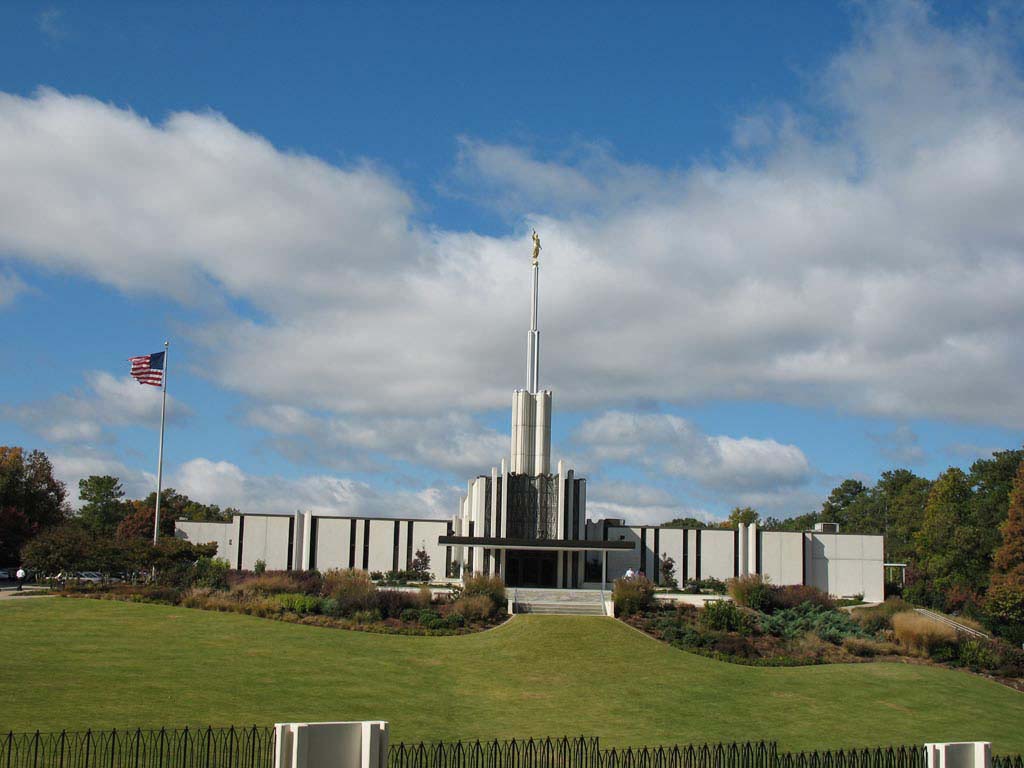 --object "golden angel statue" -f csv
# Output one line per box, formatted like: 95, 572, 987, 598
531, 229, 541, 265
